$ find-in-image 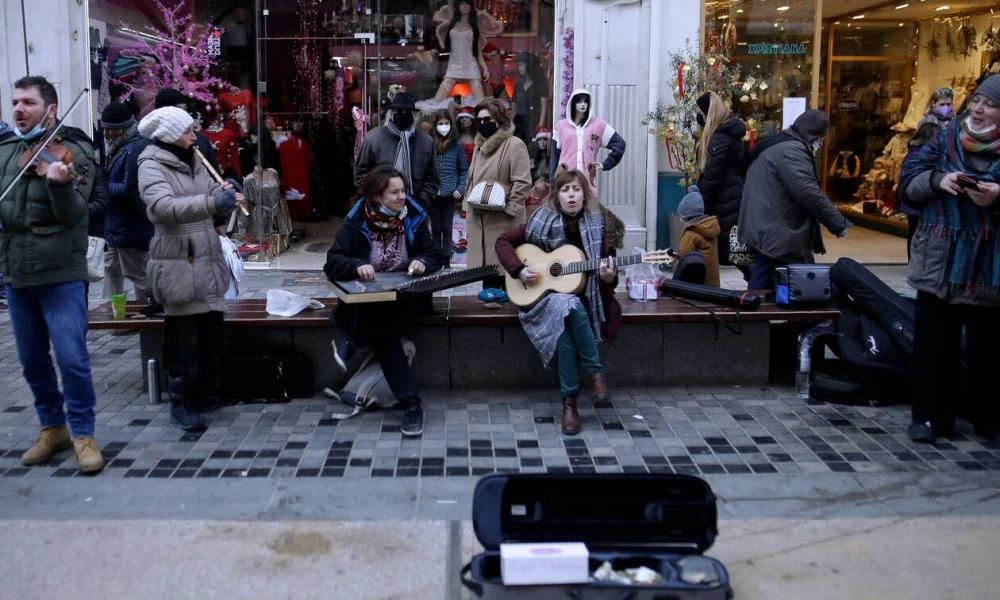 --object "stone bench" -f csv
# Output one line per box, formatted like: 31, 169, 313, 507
88, 295, 839, 390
